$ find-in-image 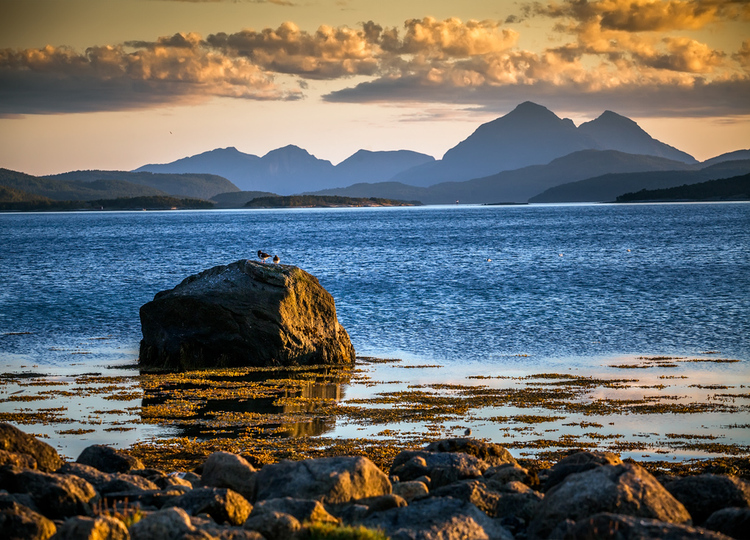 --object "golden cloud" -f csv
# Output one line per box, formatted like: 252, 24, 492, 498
0, 34, 297, 114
